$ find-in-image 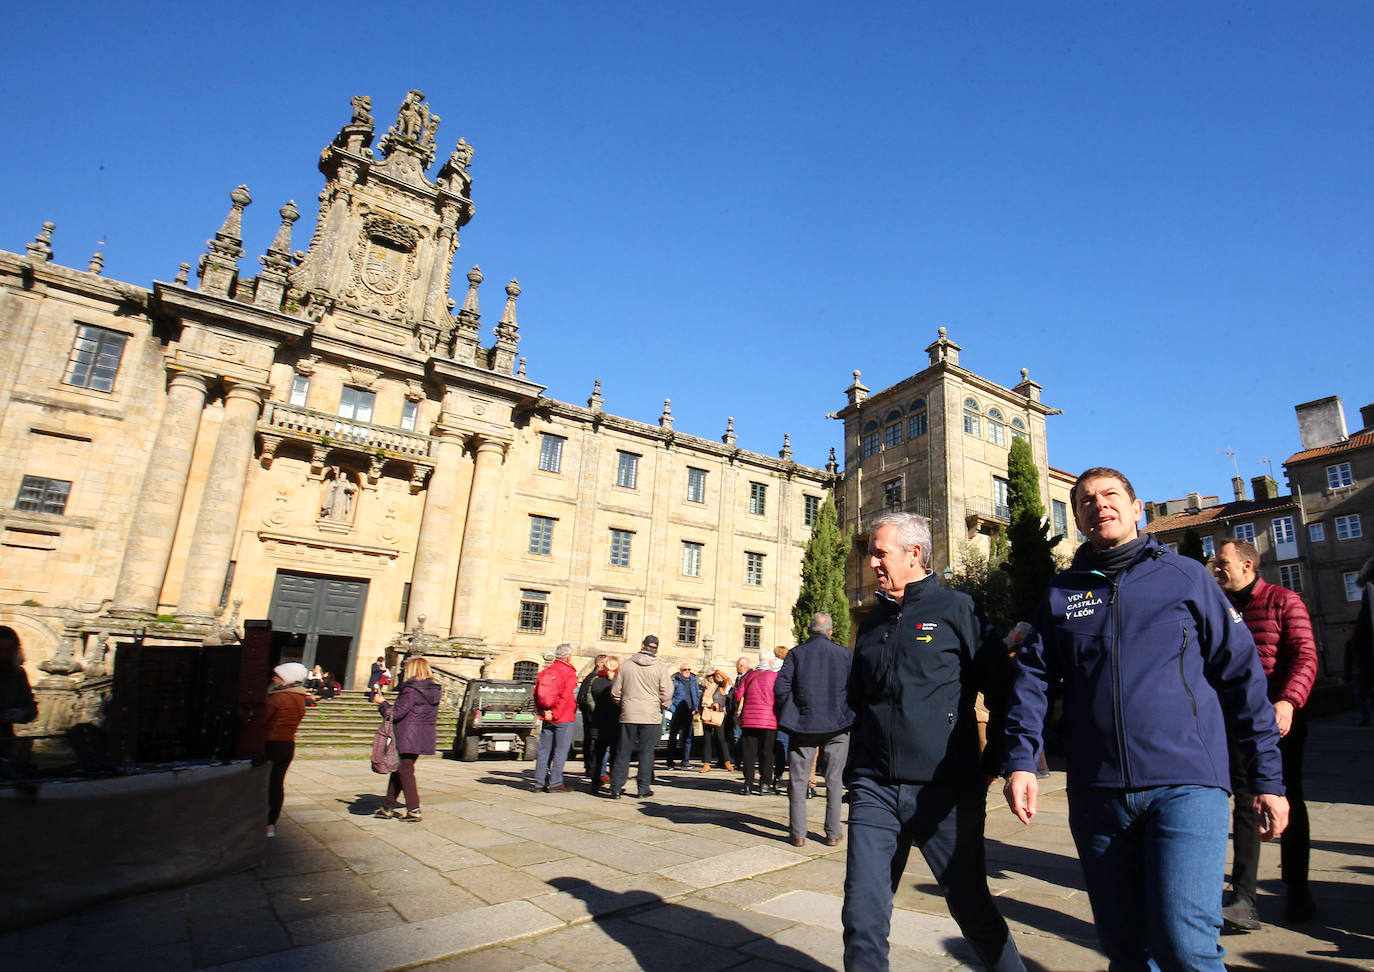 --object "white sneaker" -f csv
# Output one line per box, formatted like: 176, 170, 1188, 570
266, 825, 277, 838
